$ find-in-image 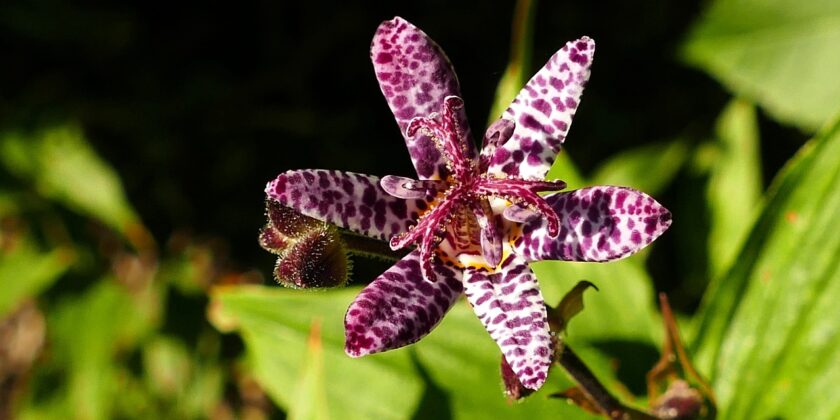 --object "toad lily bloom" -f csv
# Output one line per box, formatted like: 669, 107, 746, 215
265, 17, 671, 390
